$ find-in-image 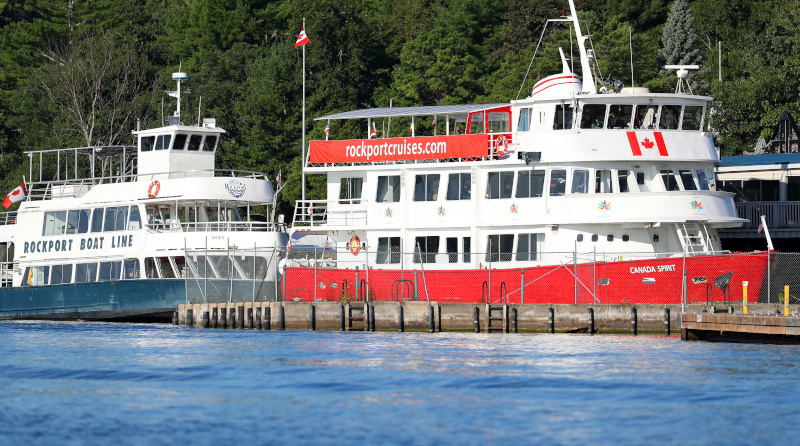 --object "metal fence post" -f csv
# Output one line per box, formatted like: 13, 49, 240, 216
520, 268, 525, 304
